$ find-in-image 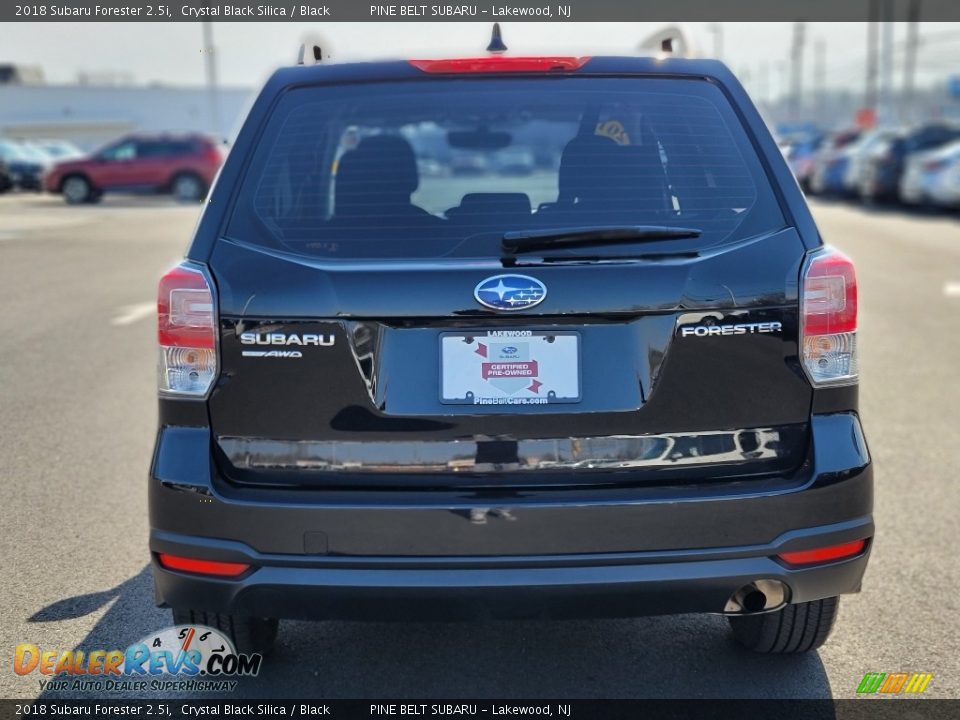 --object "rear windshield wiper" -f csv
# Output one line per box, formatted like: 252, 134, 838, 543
502, 225, 702, 254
